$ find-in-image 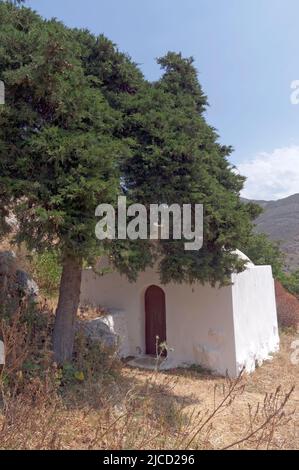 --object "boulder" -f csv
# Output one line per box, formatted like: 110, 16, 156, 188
16, 269, 39, 298
0, 250, 39, 316
0, 250, 17, 277
99, 309, 130, 357
77, 317, 118, 349
77, 309, 129, 356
